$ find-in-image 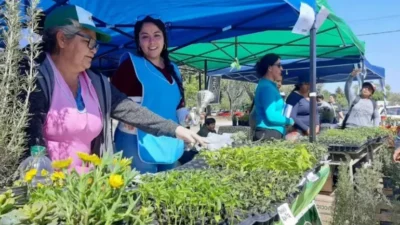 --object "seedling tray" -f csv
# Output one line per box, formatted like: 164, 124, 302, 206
327, 141, 370, 153
175, 158, 322, 225
175, 157, 210, 170
235, 165, 322, 225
